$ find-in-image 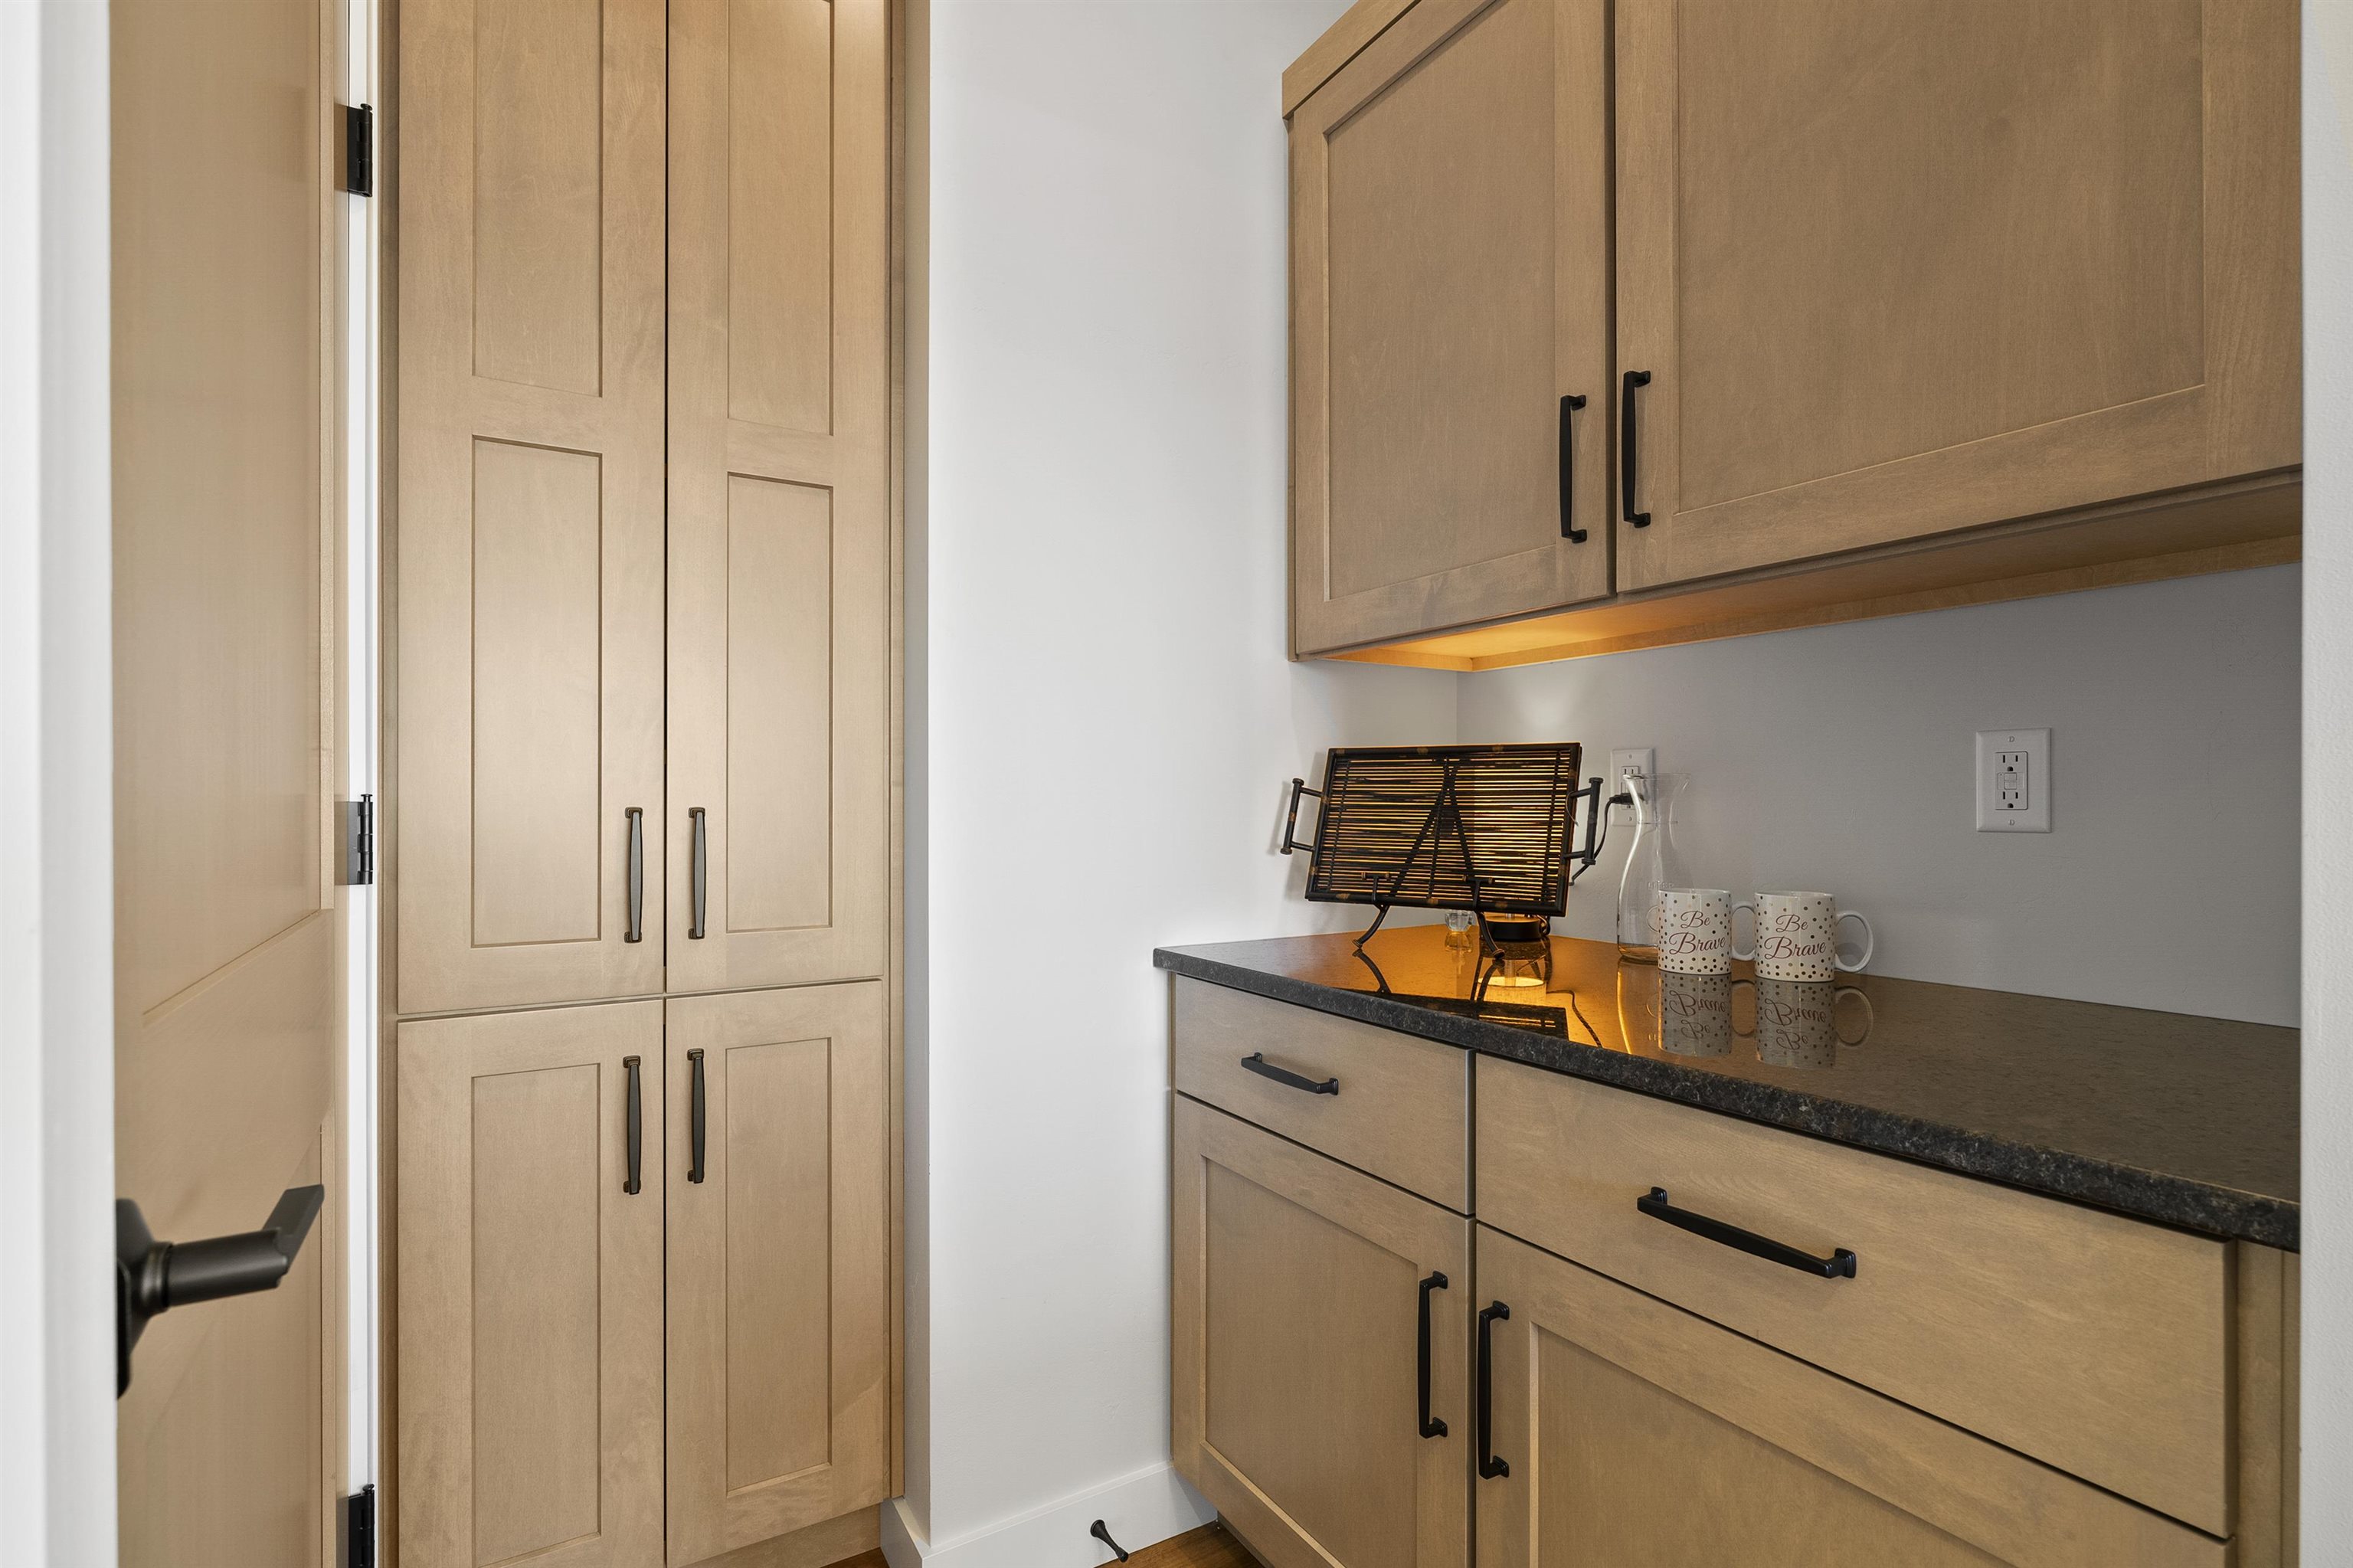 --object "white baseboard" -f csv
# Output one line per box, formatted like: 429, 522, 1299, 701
880, 1462, 1216, 1568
